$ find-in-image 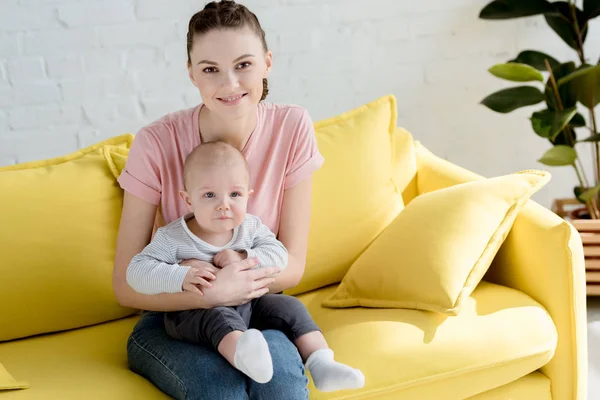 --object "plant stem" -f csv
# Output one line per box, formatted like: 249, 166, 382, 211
592, 106, 600, 185
545, 61, 599, 217
570, 4, 586, 64
574, 164, 600, 218
545, 59, 577, 147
